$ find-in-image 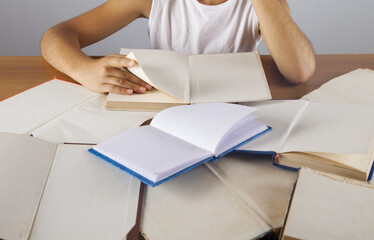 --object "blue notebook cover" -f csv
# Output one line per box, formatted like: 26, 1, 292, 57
89, 126, 272, 187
